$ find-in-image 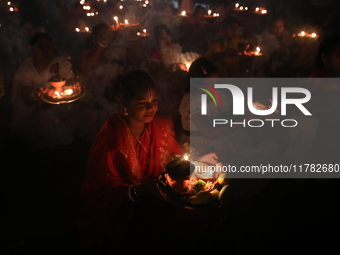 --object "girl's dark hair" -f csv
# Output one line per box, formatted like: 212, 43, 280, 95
153, 24, 172, 41
29, 33, 53, 45
114, 70, 157, 101
315, 33, 340, 69
189, 57, 219, 78
184, 57, 219, 92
